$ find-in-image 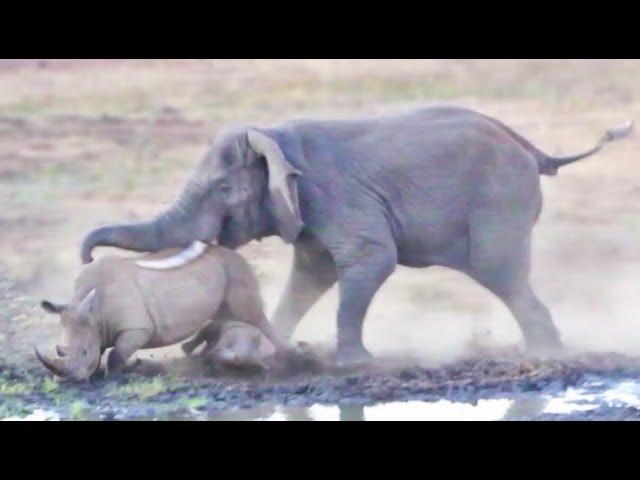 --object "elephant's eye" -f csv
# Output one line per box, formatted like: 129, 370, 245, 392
218, 182, 232, 196
83, 350, 88, 357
